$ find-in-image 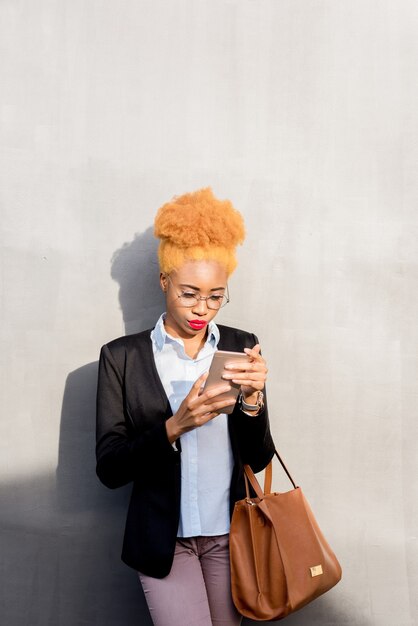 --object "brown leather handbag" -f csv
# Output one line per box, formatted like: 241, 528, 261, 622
229, 450, 342, 621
